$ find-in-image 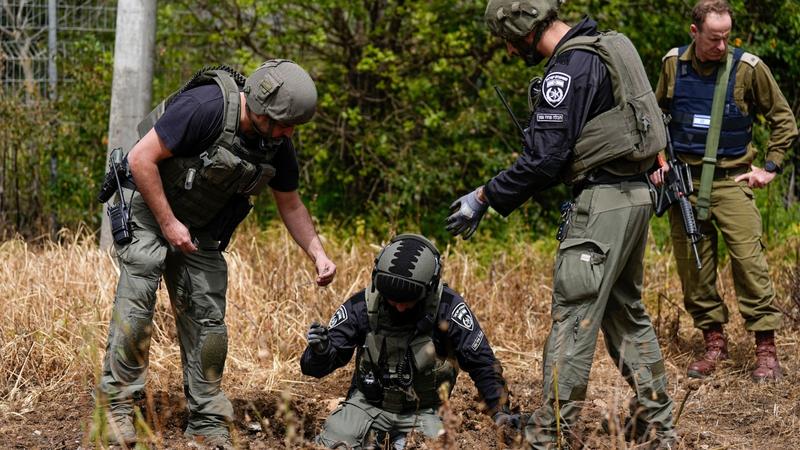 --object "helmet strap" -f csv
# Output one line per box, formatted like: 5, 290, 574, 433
511, 27, 546, 67
245, 103, 283, 147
